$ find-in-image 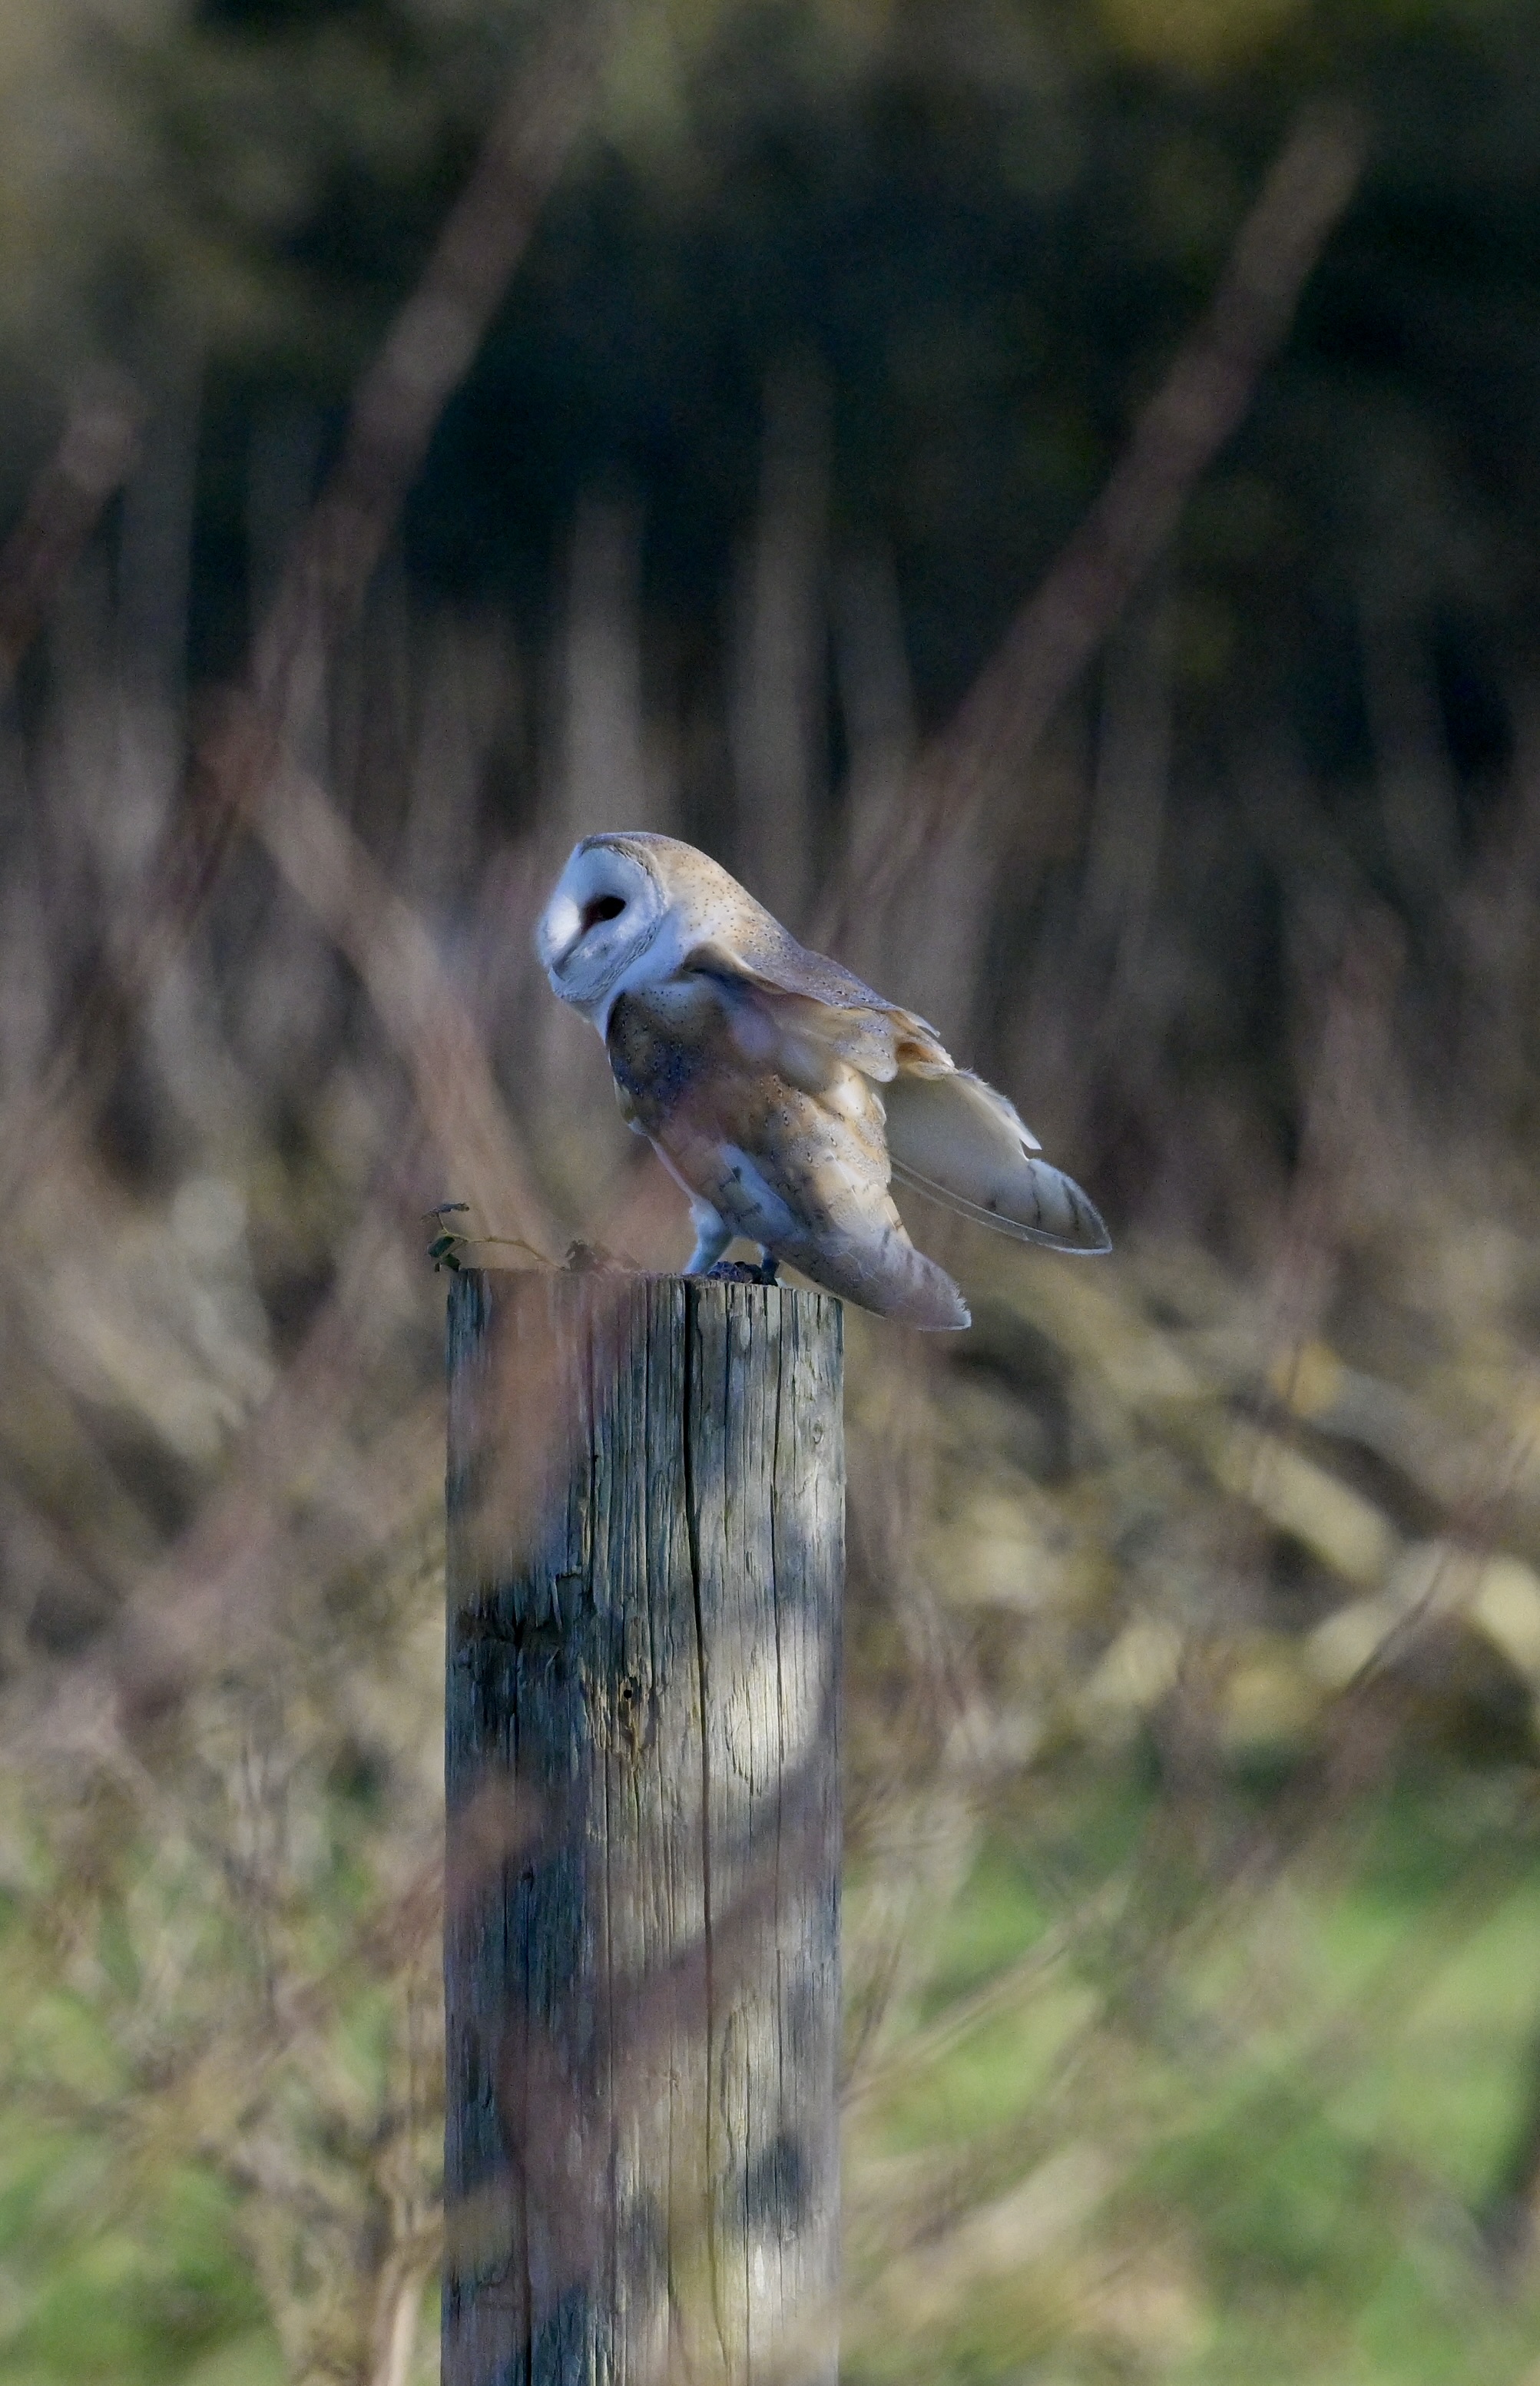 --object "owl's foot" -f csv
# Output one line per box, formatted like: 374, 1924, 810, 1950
684, 1201, 732, 1274
564, 1239, 618, 1273
704, 1254, 780, 1286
